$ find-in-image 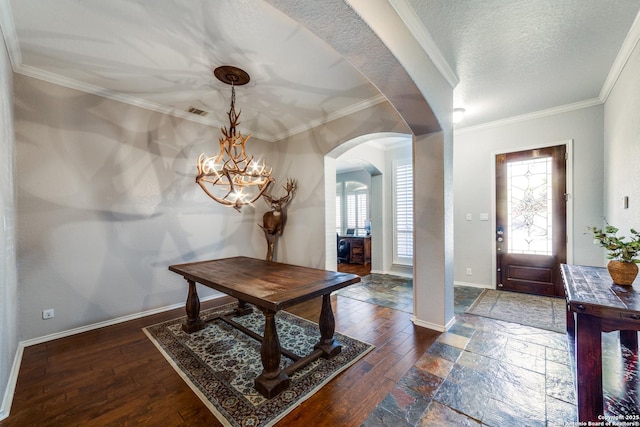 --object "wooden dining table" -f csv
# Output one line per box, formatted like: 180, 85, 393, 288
561, 264, 640, 422
168, 256, 361, 398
